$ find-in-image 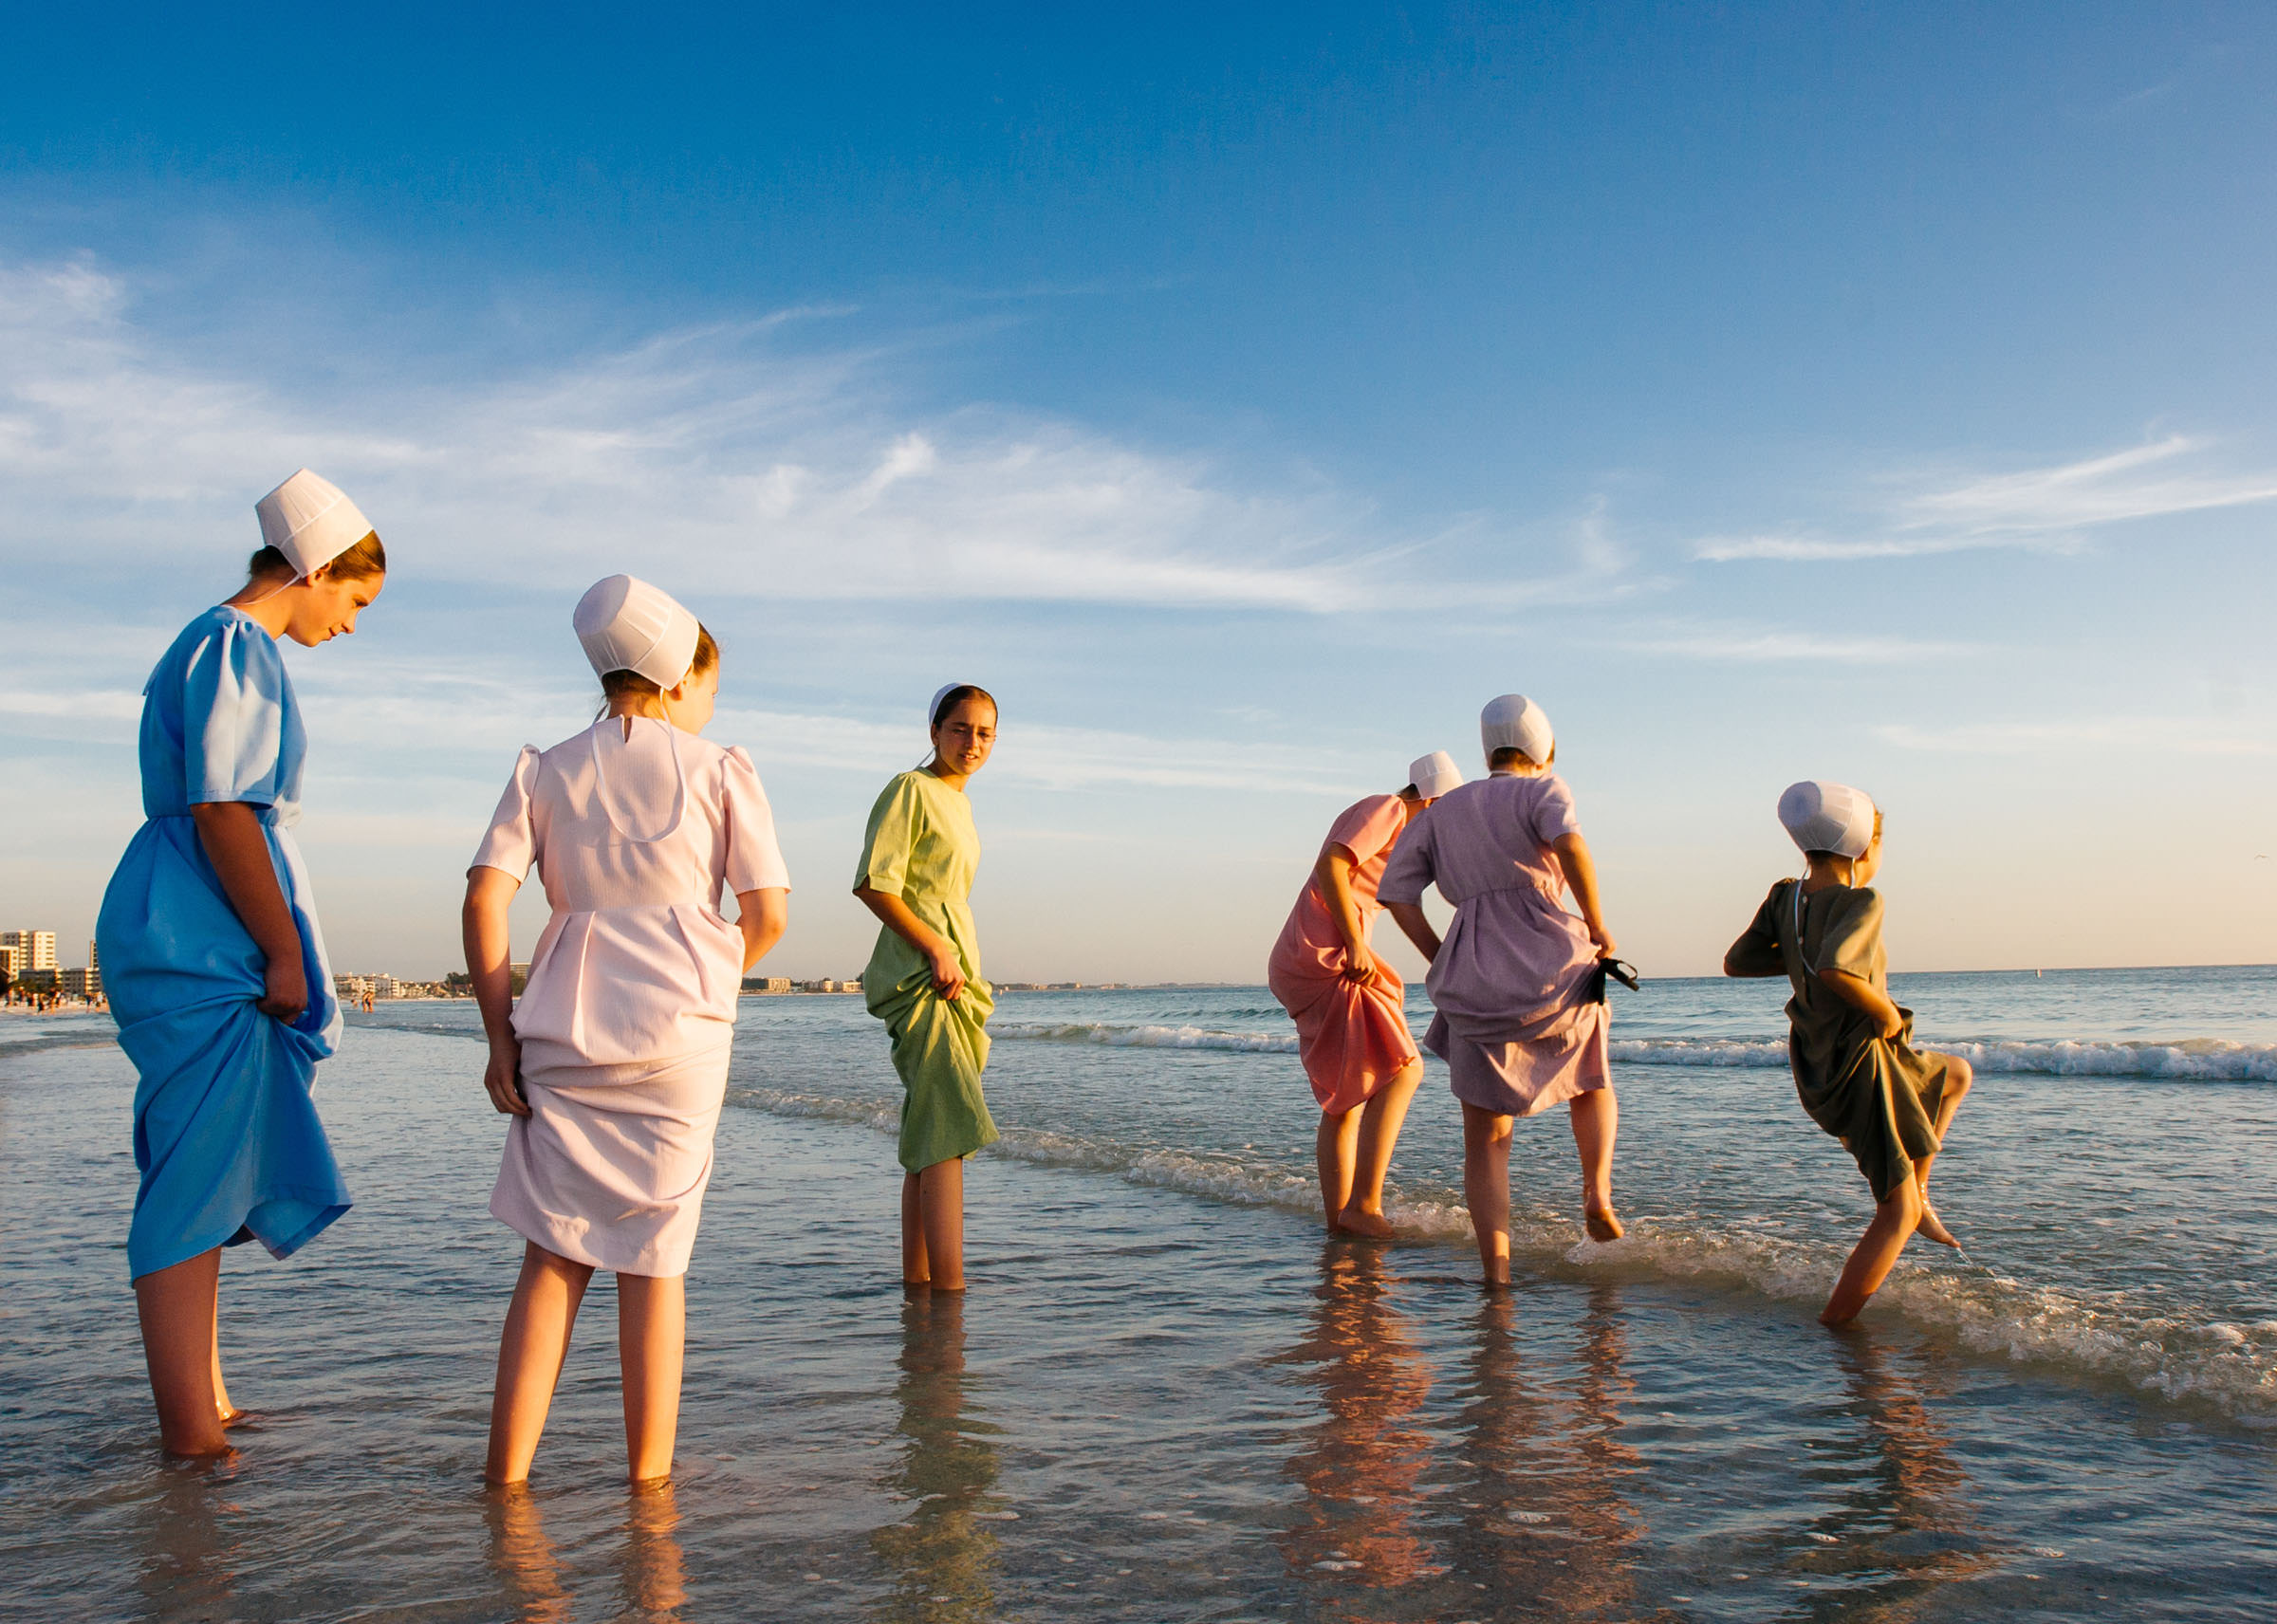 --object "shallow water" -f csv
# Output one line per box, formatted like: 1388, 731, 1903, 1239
3, 967, 2274, 1620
